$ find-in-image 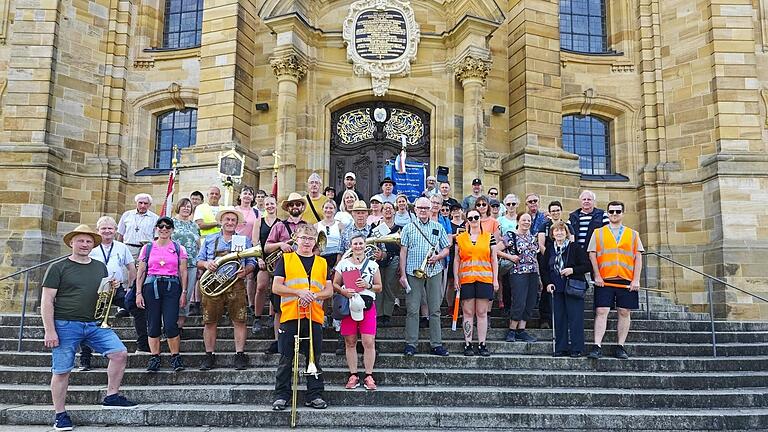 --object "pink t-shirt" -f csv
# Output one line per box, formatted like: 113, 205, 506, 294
138, 241, 188, 276
237, 207, 259, 240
